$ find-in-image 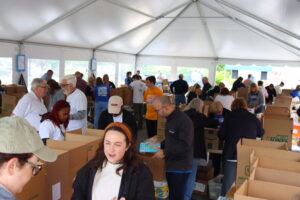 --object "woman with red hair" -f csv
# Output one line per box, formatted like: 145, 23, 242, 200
39, 100, 70, 143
